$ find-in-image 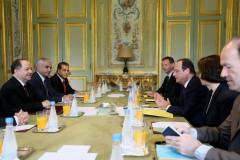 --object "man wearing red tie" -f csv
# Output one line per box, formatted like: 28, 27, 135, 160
50, 62, 77, 95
